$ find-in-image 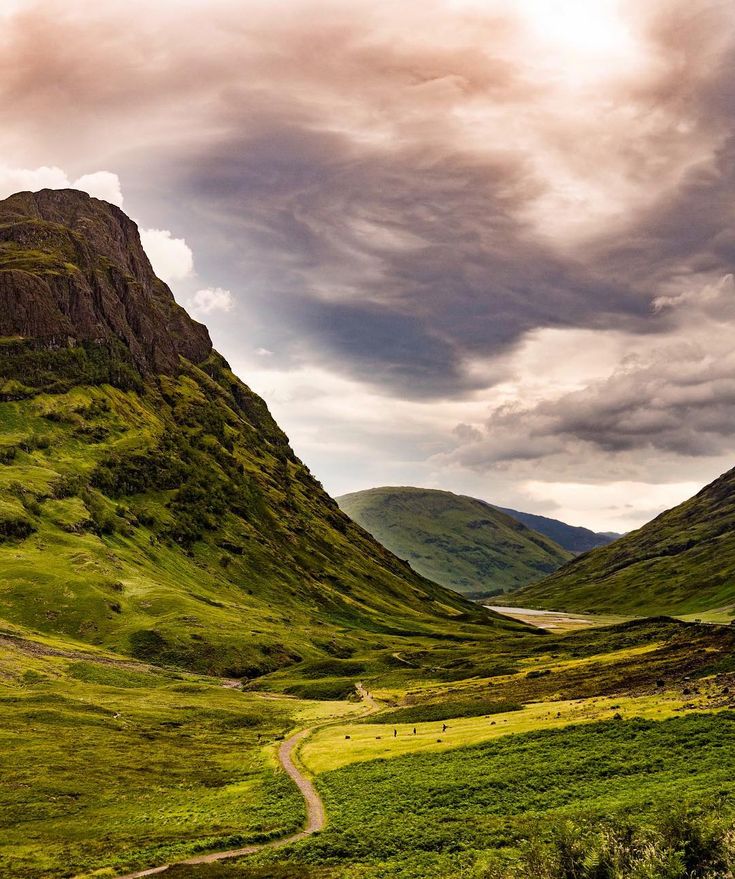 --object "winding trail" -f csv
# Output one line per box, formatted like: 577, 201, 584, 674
115, 684, 378, 879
